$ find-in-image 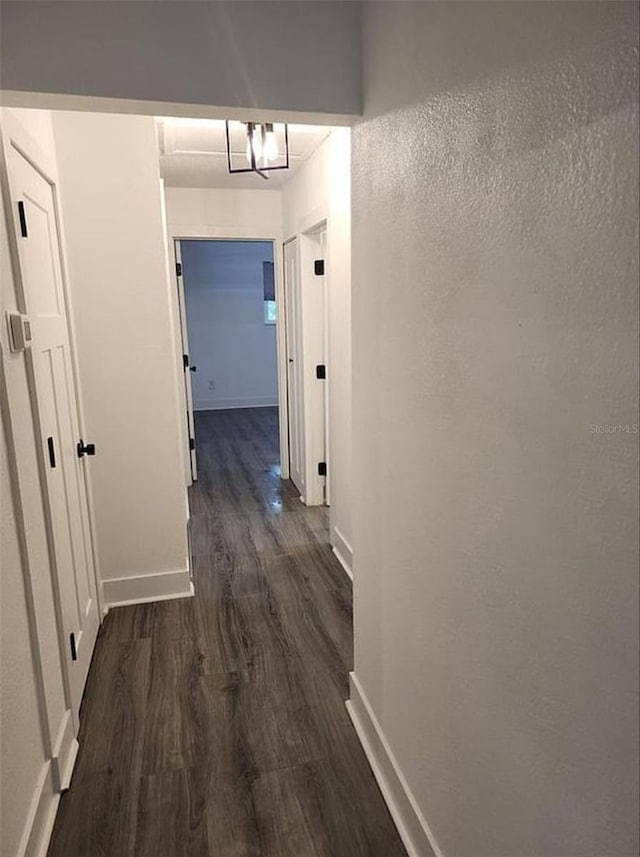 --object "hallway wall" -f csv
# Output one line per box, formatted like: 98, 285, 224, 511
52, 112, 190, 607
282, 129, 353, 571
181, 239, 278, 411
351, 4, 639, 857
